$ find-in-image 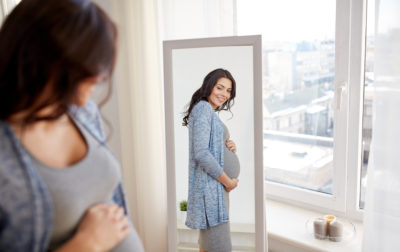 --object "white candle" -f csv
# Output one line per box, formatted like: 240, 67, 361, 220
329, 221, 344, 242
313, 218, 327, 239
